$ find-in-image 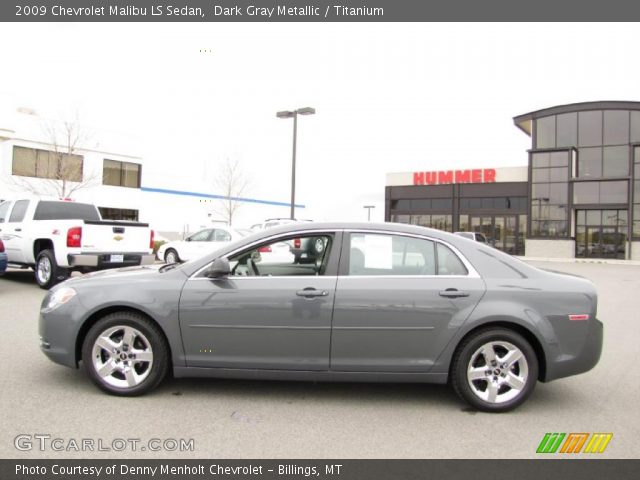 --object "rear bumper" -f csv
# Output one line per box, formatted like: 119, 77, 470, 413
544, 318, 603, 382
0, 252, 7, 273
68, 253, 155, 268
